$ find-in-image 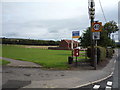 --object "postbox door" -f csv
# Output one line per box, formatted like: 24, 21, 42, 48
74, 49, 79, 57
